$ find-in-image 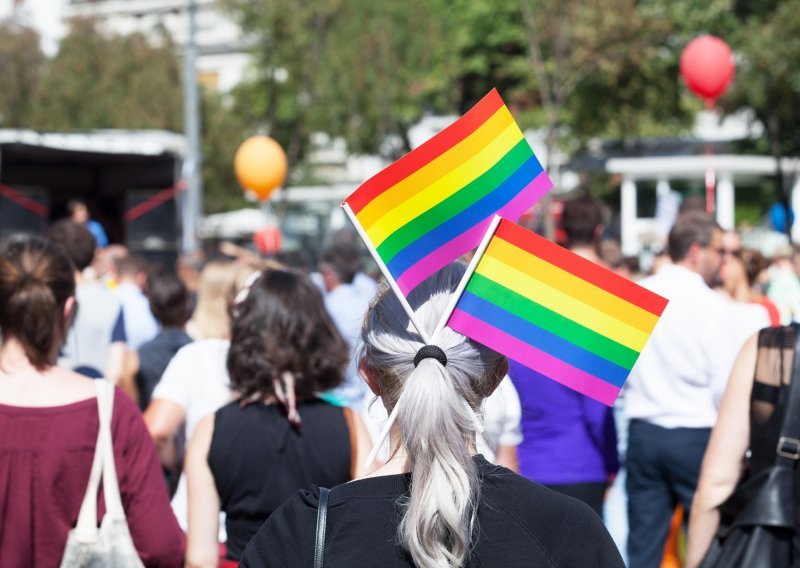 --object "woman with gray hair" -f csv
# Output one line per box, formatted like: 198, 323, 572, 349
240, 263, 622, 568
